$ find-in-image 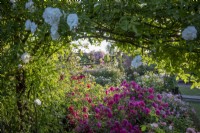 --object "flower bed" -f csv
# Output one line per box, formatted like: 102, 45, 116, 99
63, 78, 199, 132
